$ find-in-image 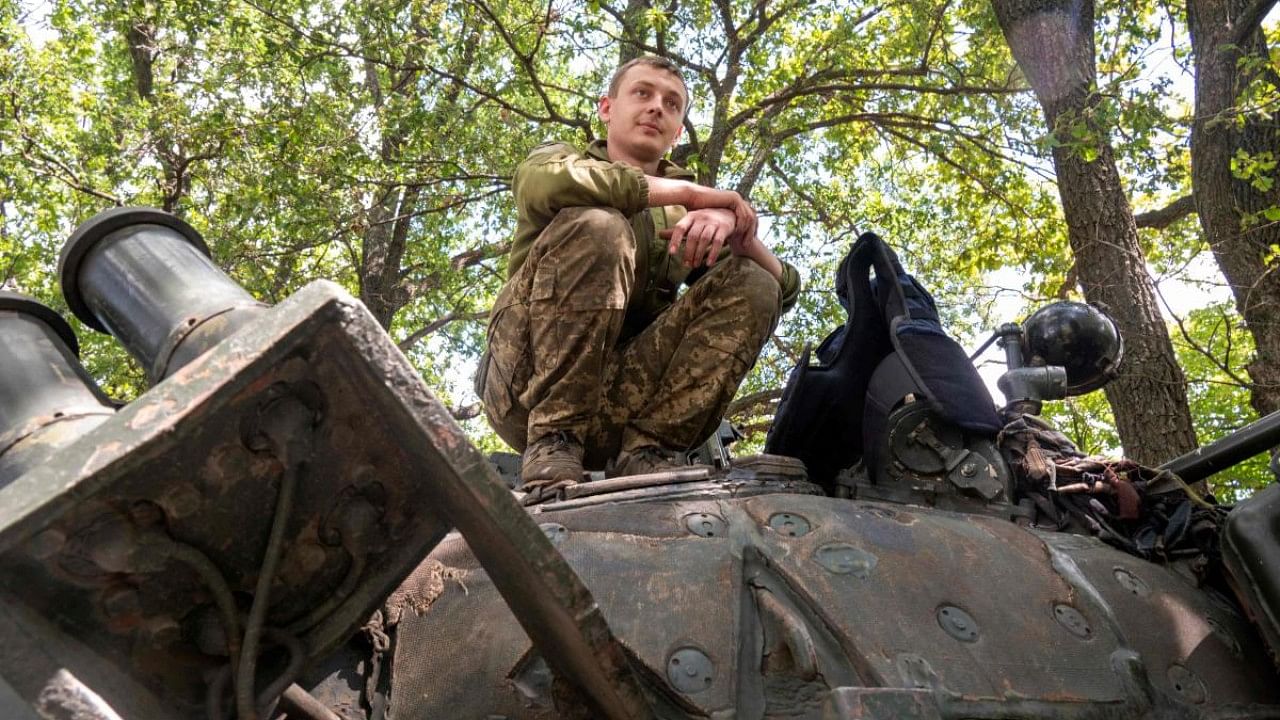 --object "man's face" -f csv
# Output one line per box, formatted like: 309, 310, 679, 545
599, 64, 686, 164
